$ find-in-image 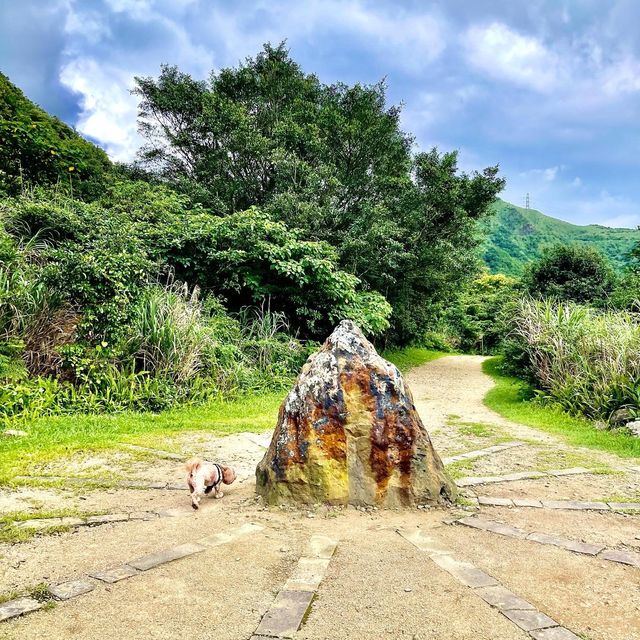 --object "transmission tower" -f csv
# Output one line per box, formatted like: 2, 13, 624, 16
525, 193, 530, 209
